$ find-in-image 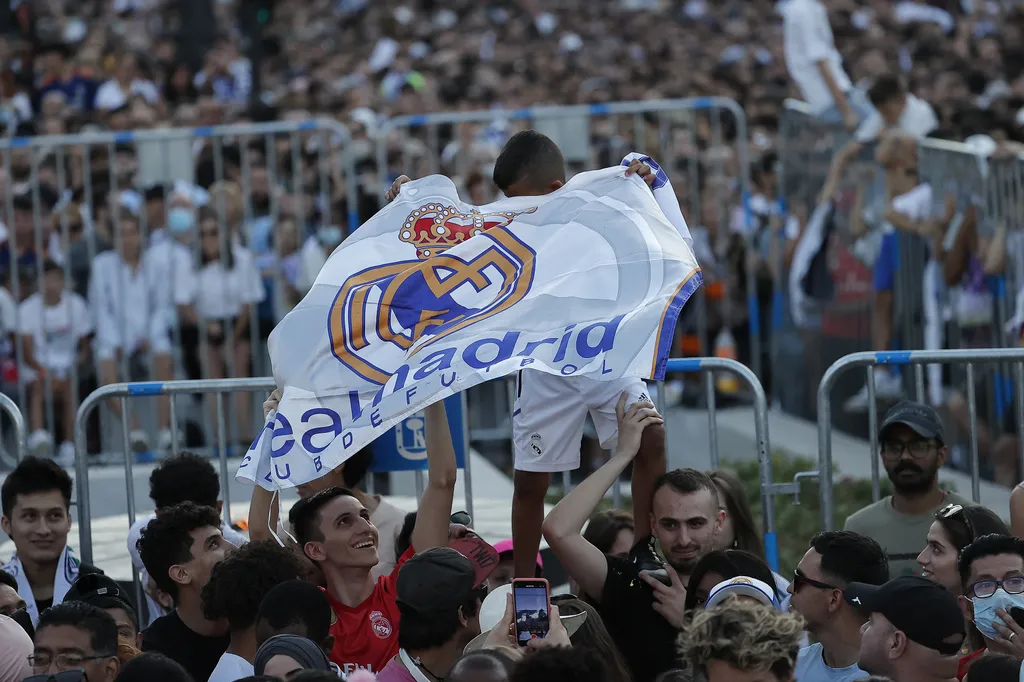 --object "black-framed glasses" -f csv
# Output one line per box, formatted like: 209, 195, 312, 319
29, 652, 116, 671
968, 576, 1024, 599
793, 568, 838, 592
881, 438, 937, 460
